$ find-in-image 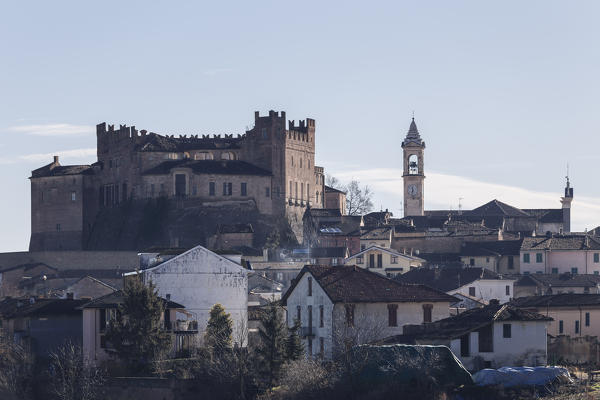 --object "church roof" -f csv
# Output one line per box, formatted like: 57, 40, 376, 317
467, 199, 530, 218
402, 118, 424, 147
